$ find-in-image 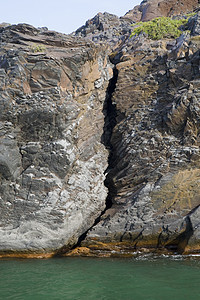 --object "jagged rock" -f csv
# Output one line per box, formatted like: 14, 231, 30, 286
0, 23, 113, 254
124, 0, 199, 22
73, 12, 134, 50
82, 12, 200, 255
1, 2, 200, 257
188, 11, 200, 35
